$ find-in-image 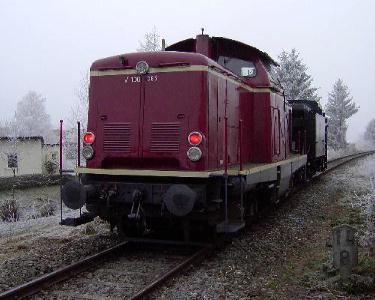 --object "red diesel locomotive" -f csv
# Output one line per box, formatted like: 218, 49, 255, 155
62, 34, 327, 238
